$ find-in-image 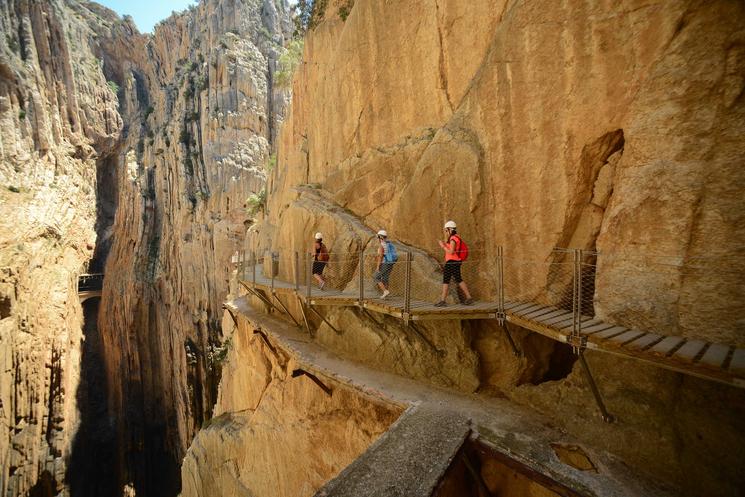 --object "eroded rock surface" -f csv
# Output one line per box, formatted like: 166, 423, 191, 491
259, 1, 745, 495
